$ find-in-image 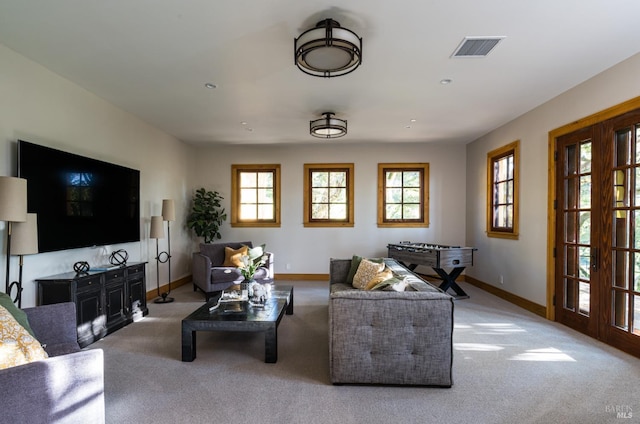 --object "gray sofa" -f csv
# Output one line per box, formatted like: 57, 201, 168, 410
0, 302, 105, 423
329, 258, 454, 386
192, 241, 274, 300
